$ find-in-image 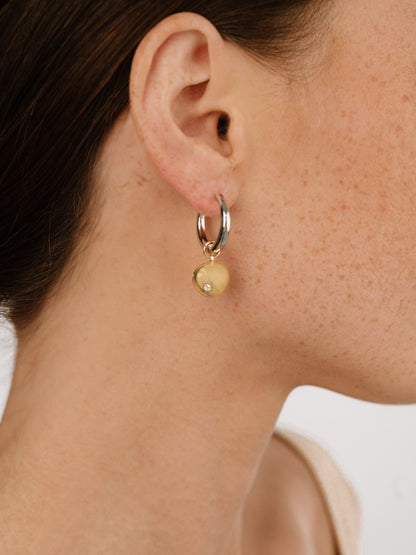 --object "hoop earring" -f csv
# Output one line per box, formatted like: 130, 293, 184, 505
192, 194, 231, 297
